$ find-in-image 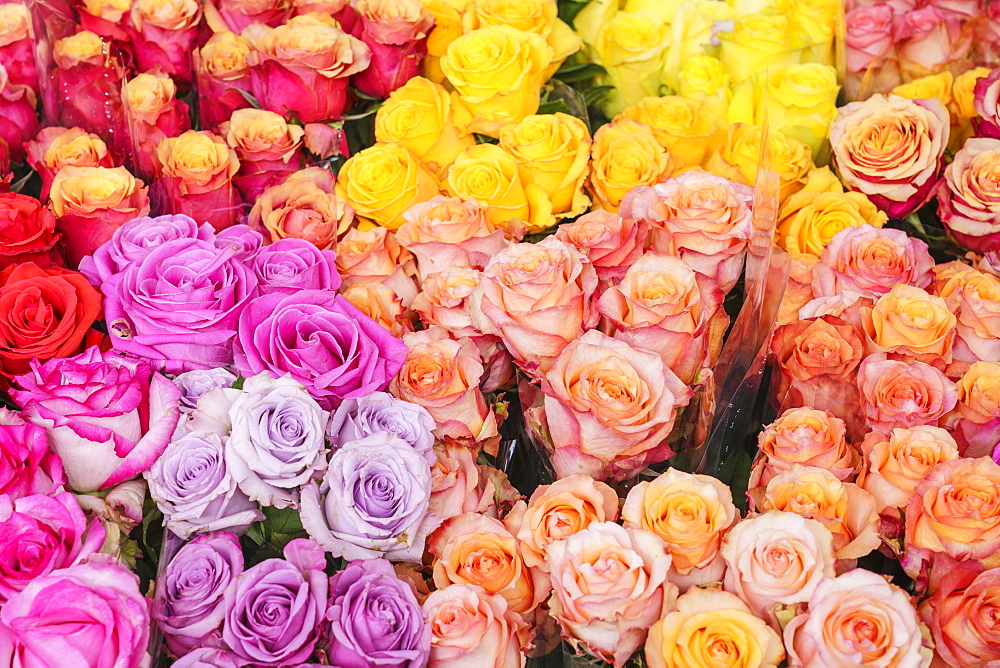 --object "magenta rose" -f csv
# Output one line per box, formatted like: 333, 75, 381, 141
171, 648, 245, 667
234, 290, 407, 410
0, 64, 39, 163
11, 347, 181, 492
250, 237, 342, 296
0, 411, 66, 499
215, 224, 264, 262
